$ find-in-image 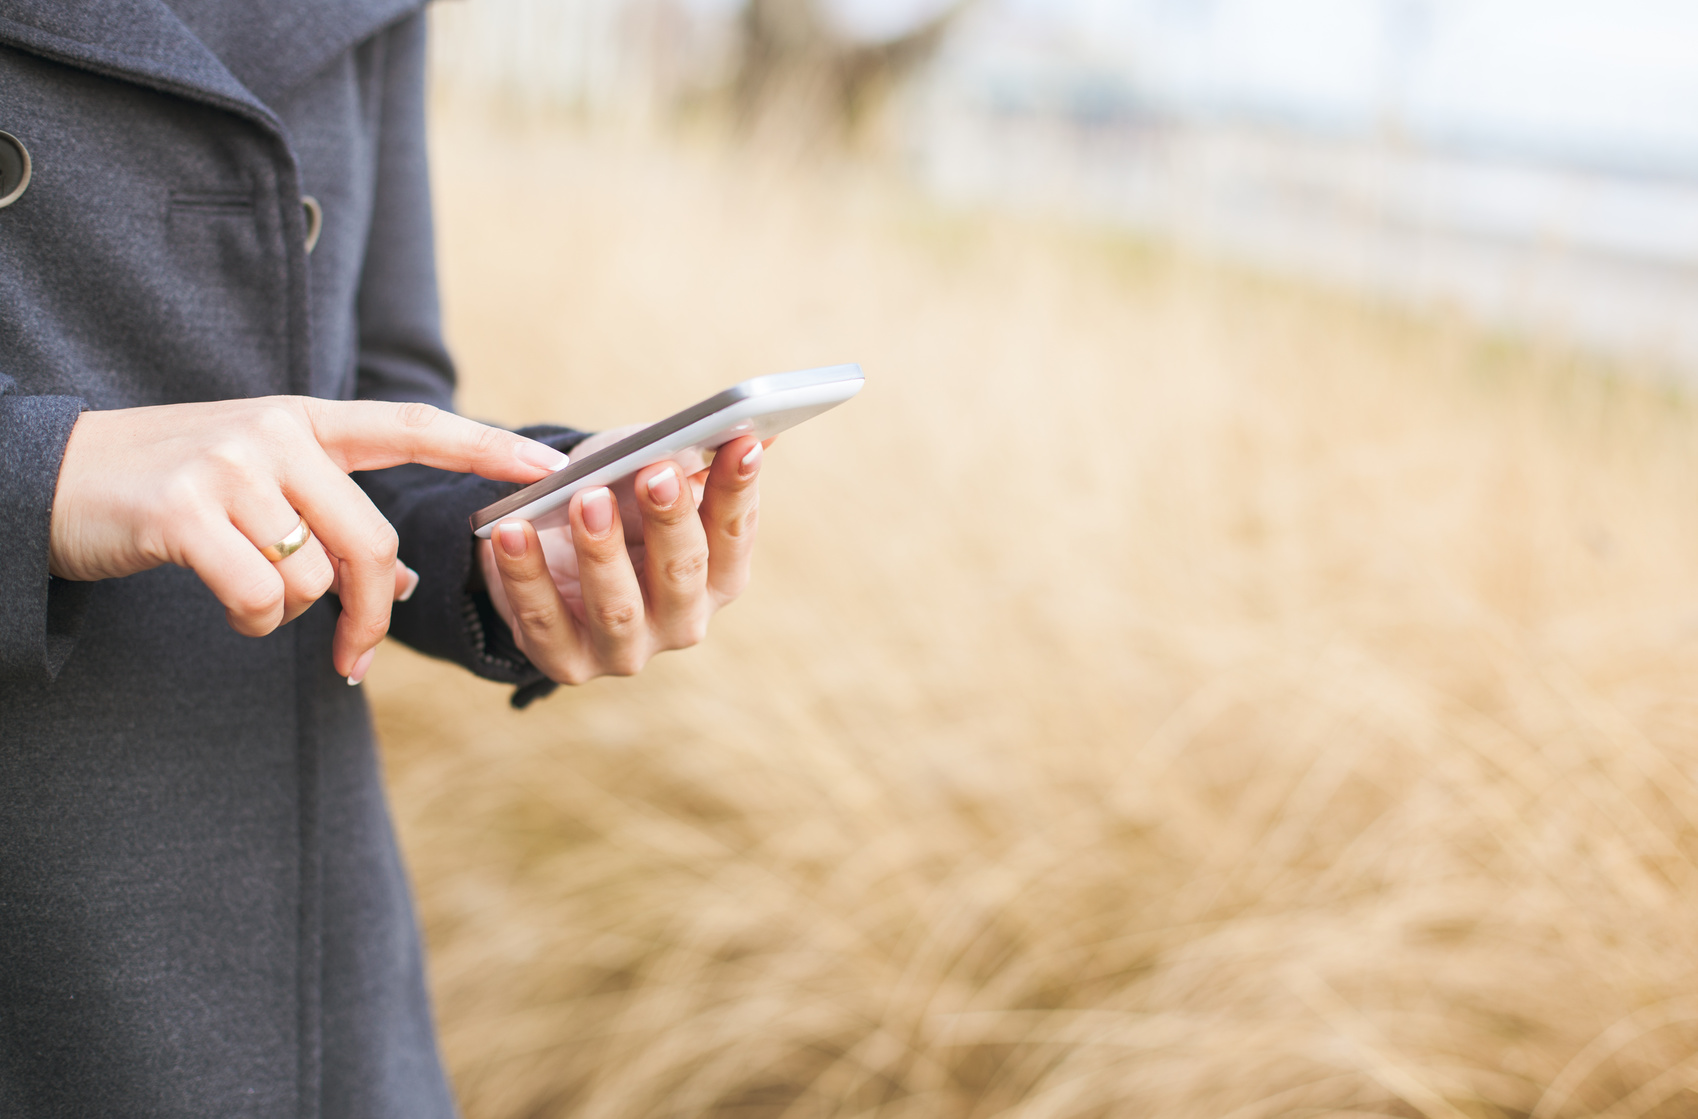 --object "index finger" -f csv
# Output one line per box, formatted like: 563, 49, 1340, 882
299, 398, 568, 483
